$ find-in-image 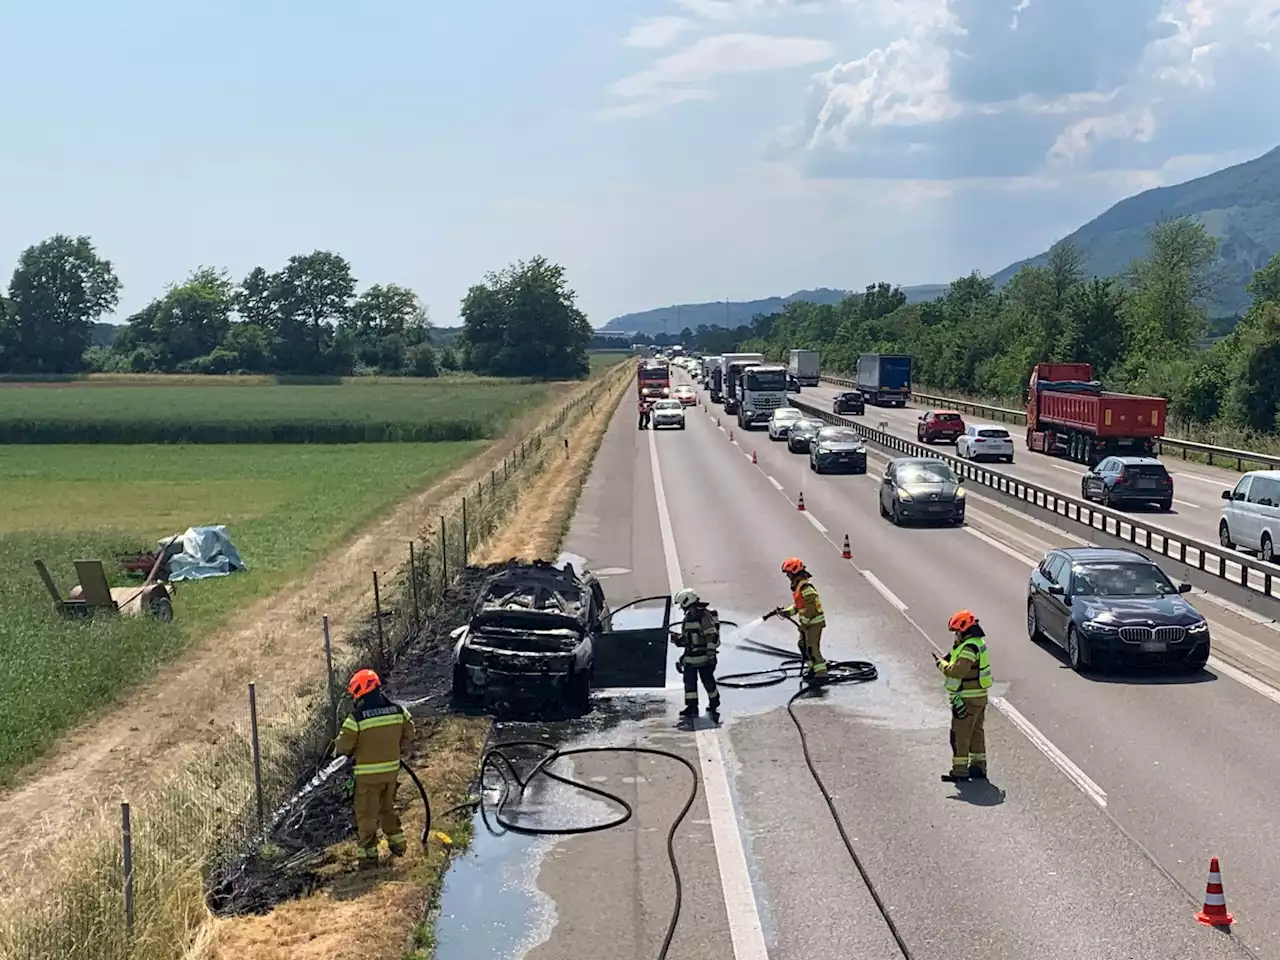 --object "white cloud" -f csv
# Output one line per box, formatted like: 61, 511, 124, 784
673, 0, 829, 19
625, 16, 698, 49
603, 33, 835, 119
1047, 108, 1157, 166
